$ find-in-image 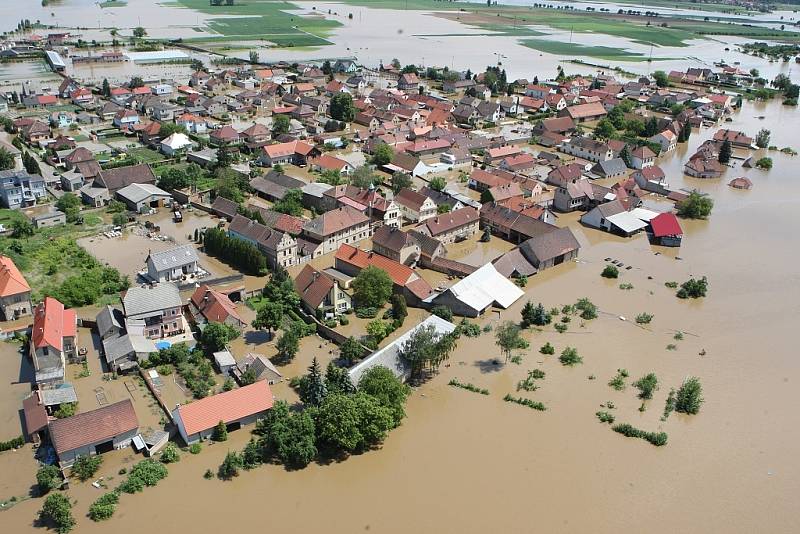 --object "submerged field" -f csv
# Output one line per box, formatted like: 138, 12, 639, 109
173, 0, 340, 47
